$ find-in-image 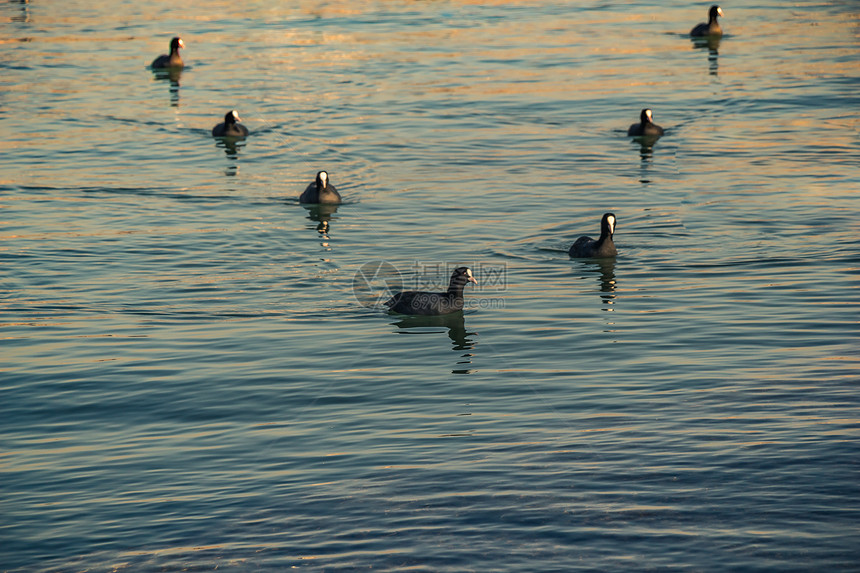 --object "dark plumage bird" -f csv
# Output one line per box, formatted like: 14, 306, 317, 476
212, 110, 249, 138
385, 267, 478, 315
627, 109, 664, 137
569, 213, 618, 258
691, 5, 723, 37
299, 171, 341, 204
151, 37, 184, 69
